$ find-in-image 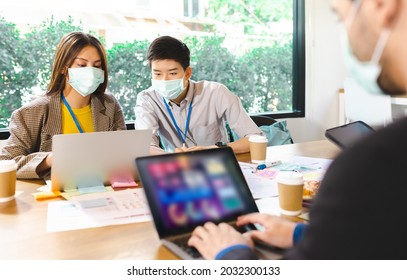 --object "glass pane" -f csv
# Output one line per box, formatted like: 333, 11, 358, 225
0, 0, 294, 129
